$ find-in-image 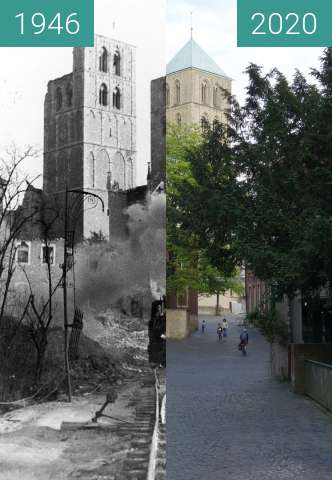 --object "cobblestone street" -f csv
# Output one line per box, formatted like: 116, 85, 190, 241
167, 315, 332, 480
